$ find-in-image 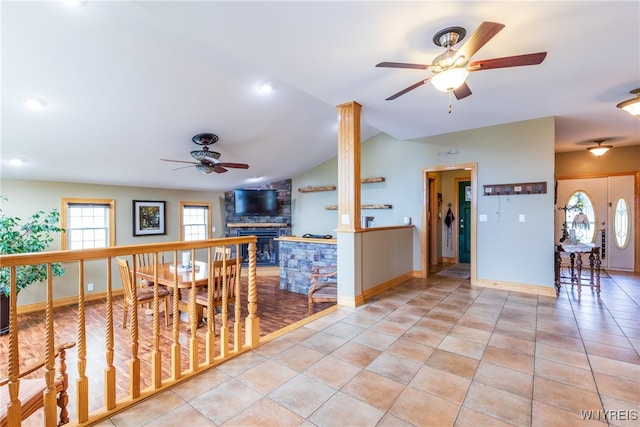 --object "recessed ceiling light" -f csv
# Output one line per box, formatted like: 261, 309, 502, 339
9, 158, 27, 166
24, 98, 47, 111
258, 82, 273, 94
248, 176, 263, 181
